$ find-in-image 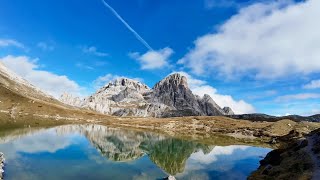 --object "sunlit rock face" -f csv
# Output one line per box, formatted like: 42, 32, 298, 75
60, 74, 234, 117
